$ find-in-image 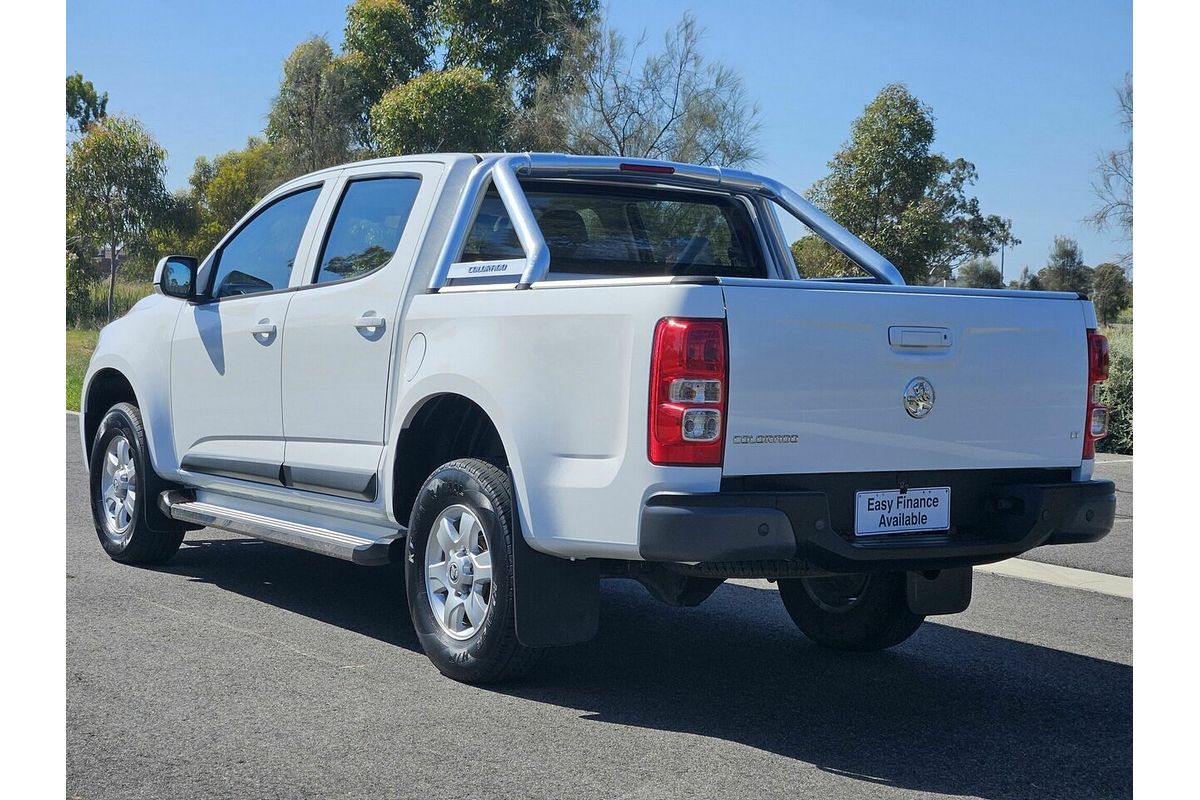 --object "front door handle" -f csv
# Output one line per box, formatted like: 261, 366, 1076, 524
251, 319, 277, 340
354, 313, 386, 331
